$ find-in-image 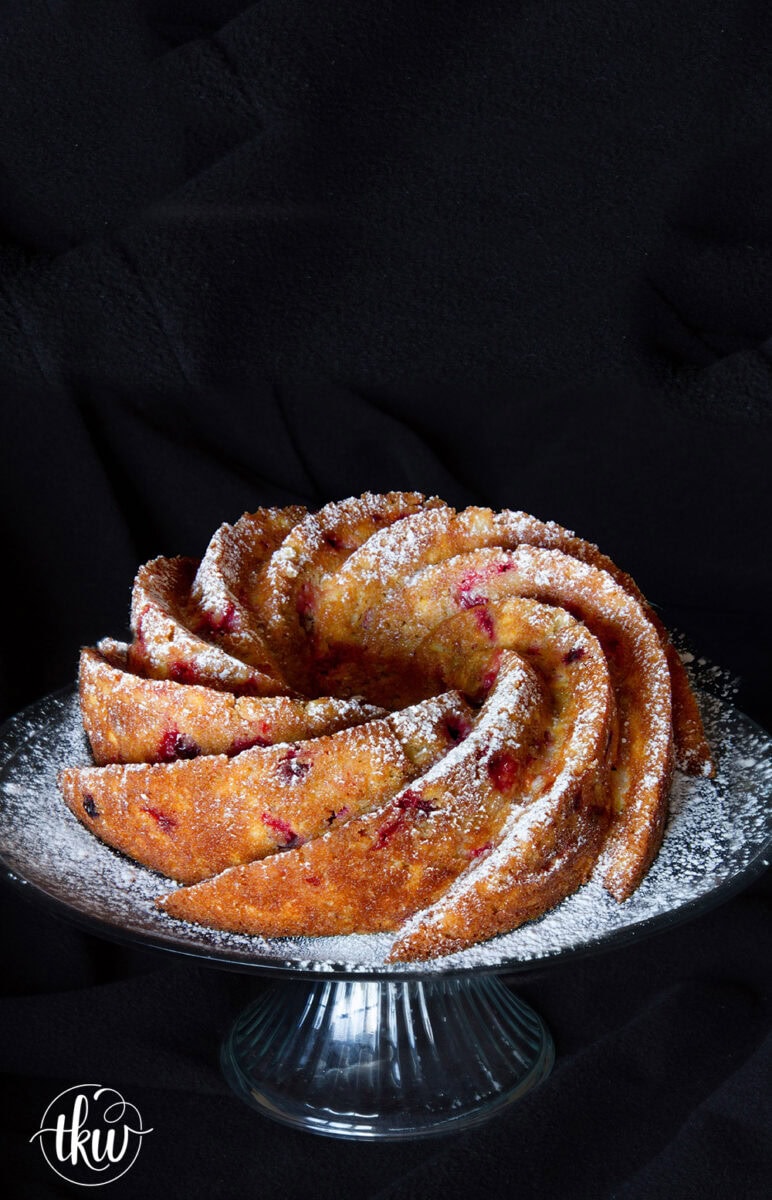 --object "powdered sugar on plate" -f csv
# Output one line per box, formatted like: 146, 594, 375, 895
0, 681, 769, 979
